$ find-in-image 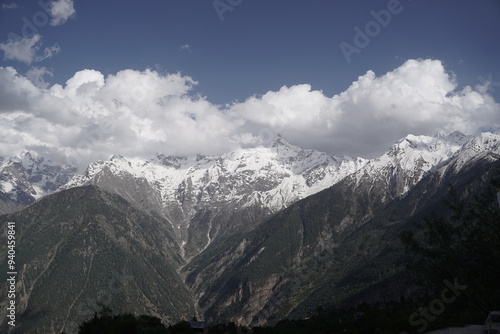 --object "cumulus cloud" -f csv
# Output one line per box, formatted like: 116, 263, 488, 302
0, 67, 245, 169
0, 67, 41, 112
231, 59, 500, 156
0, 59, 499, 170
0, 34, 60, 64
0, 35, 41, 64
50, 0, 76, 26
